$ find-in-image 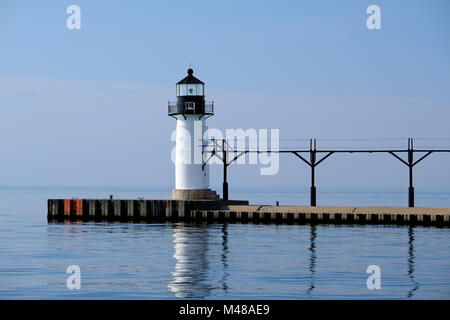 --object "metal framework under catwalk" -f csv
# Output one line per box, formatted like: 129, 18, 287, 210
203, 138, 450, 207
